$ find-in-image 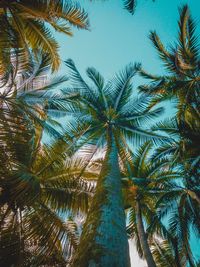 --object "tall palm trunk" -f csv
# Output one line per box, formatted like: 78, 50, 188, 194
72, 133, 130, 267
135, 200, 157, 267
